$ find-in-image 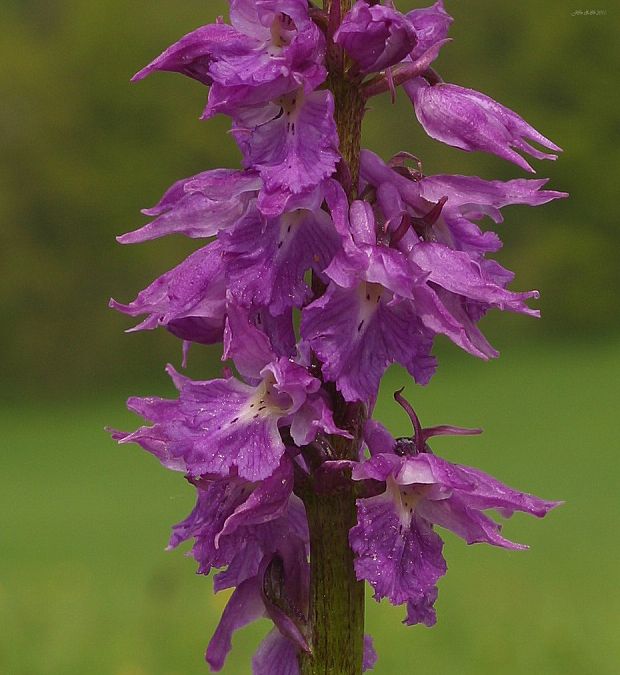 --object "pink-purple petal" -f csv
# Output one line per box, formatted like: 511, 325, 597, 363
407, 0, 453, 62
206, 577, 265, 671
132, 23, 240, 85
120, 369, 287, 481
335, 1, 417, 74
253, 630, 300, 675
363, 634, 378, 671
223, 198, 339, 314
350, 494, 446, 605
118, 170, 259, 243
234, 90, 339, 195
110, 242, 227, 344
218, 459, 294, 542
